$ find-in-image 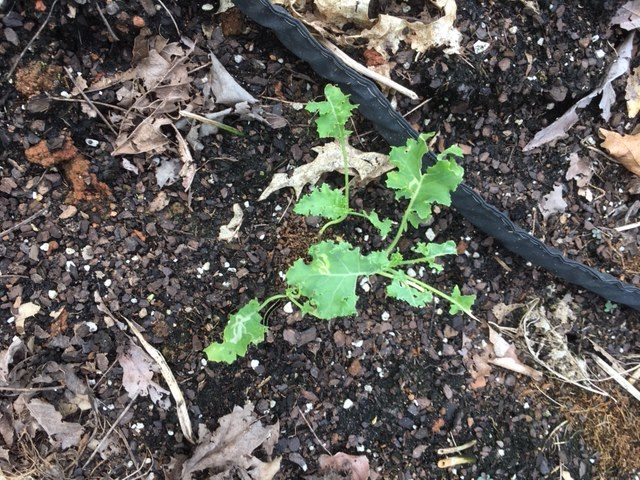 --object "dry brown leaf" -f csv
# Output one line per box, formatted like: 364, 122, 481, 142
319, 452, 370, 480
27, 398, 84, 449
219, 203, 244, 242
599, 128, 640, 176
118, 343, 170, 408
112, 117, 172, 155
259, 142, 392, 200
0, 337, 25, 384
176, 129, 197, 191
180, 402, 280, 480
626, 66, 640, 118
